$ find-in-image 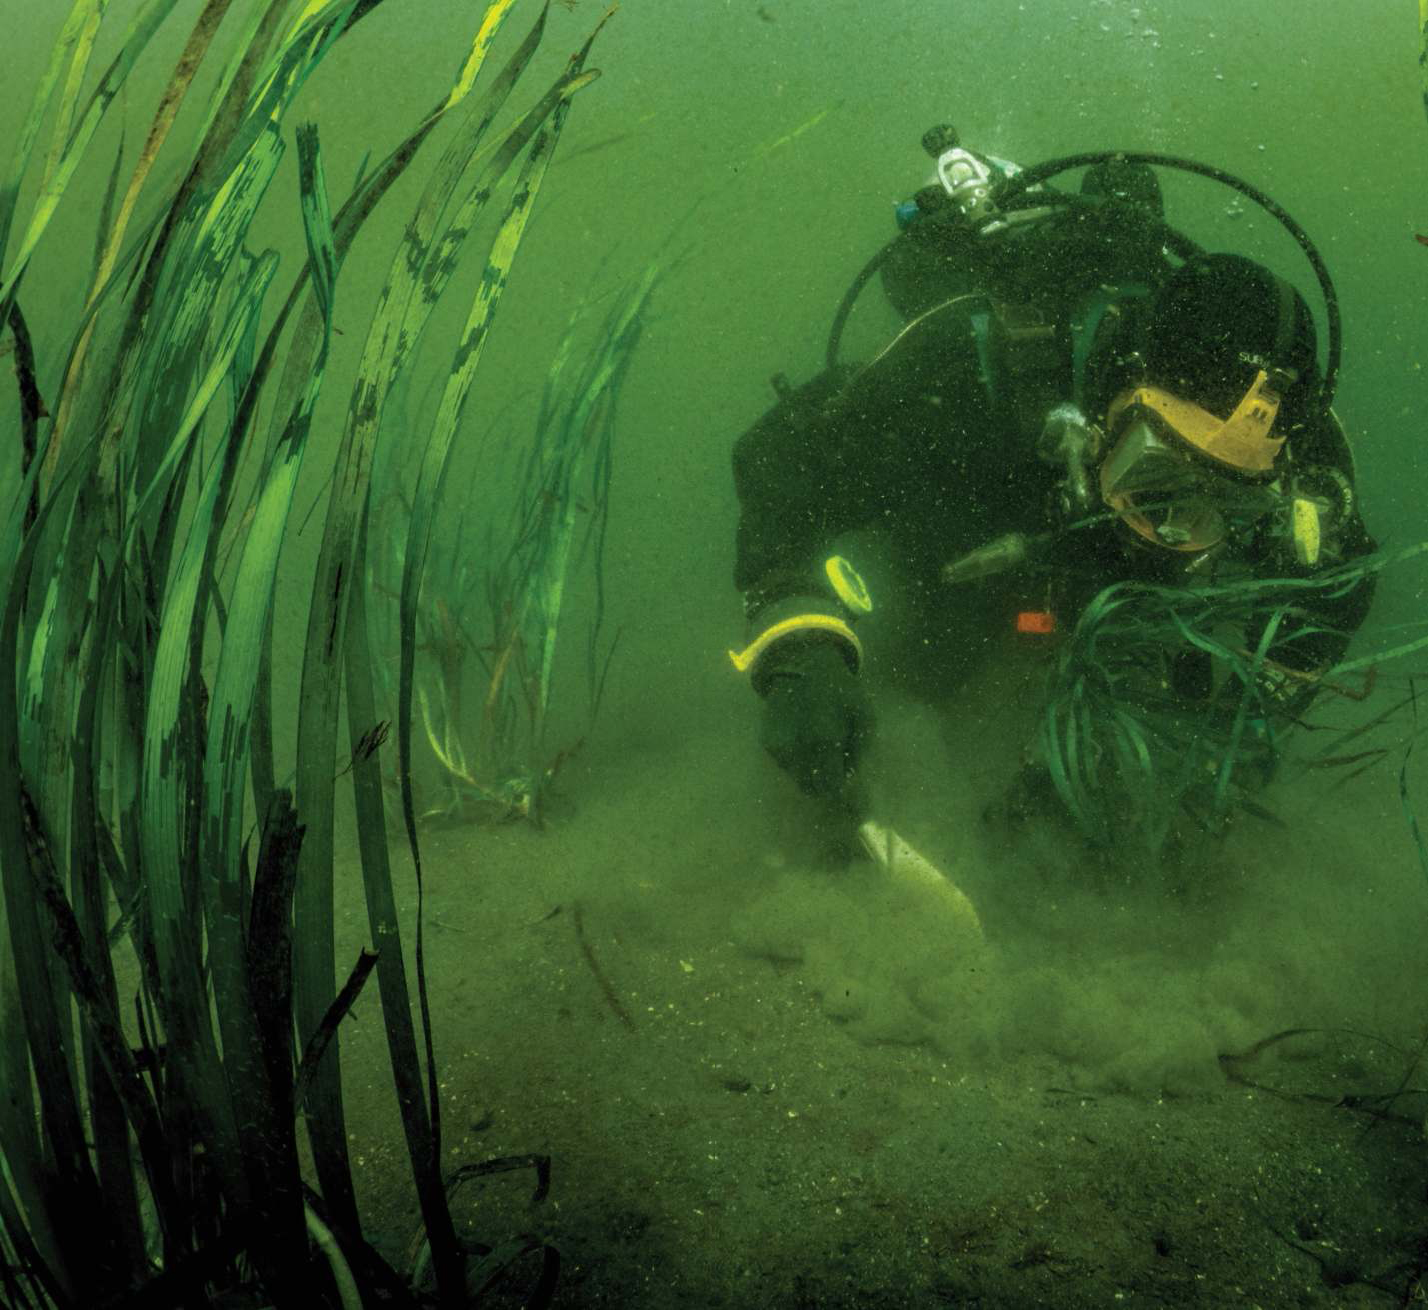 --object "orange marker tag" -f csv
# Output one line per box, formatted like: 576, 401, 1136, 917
1015, 610, 1056, 635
